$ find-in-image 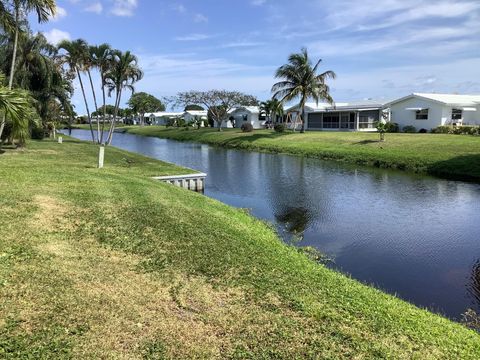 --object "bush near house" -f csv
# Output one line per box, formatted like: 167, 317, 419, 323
431, 126, 480, 135
385, 122, 400, 133
274, 123, 286, 133
403, 125, 417, 133
241, 123, 254, 132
